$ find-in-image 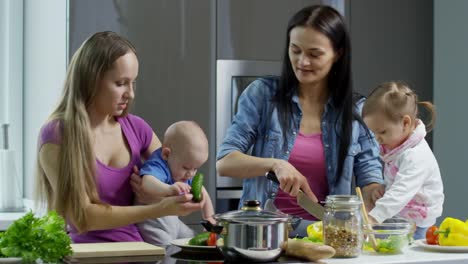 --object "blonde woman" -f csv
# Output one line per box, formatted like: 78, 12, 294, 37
36, 31, 202, 243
